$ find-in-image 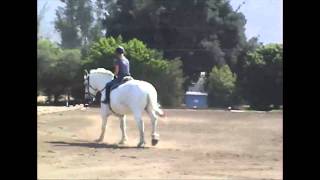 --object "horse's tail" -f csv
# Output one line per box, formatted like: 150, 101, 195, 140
147, 91, 165, 117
